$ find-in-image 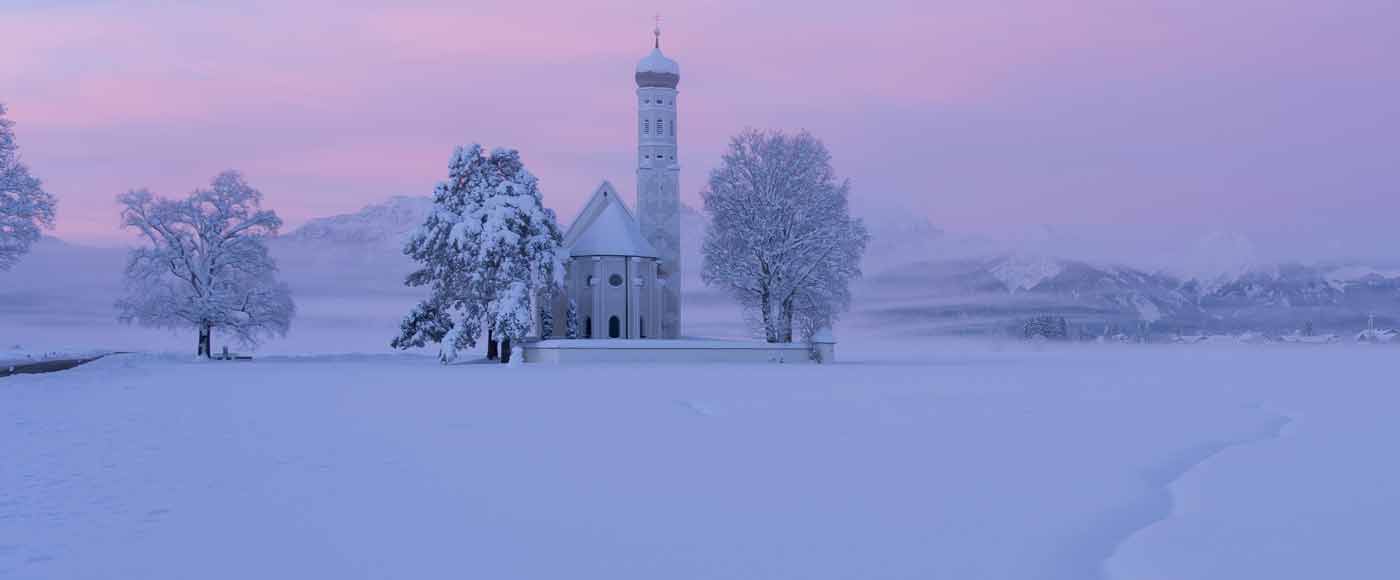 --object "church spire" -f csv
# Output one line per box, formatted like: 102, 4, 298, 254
636, 14, 678, 87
